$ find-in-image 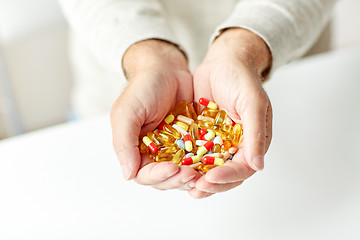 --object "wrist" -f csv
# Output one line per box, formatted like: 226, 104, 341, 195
122, 39, 188, 79
211, 28, 272, 79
